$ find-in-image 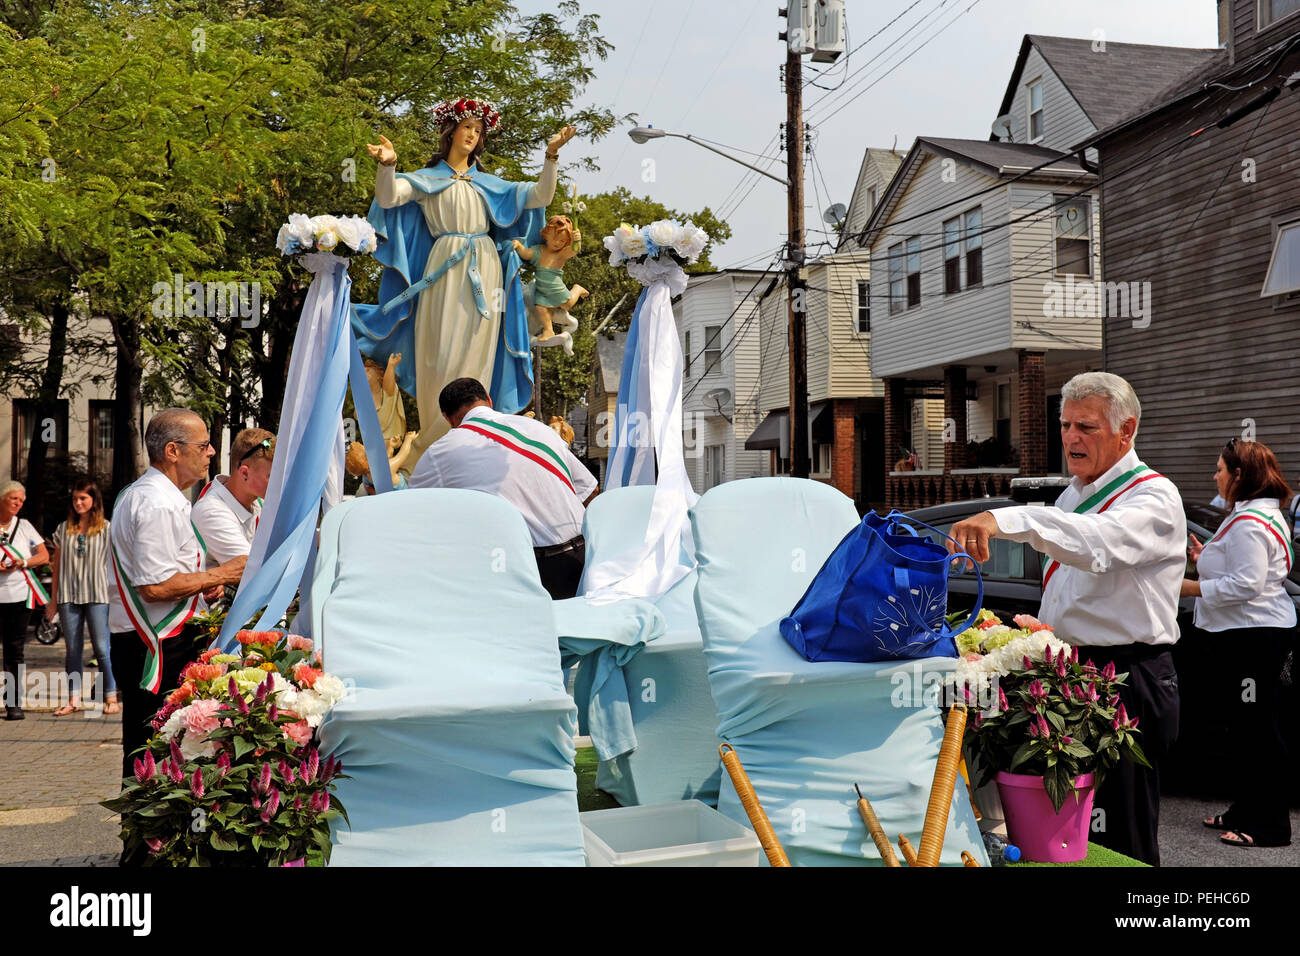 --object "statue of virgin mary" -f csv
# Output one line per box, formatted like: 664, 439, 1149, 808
352, 98, 575, 462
